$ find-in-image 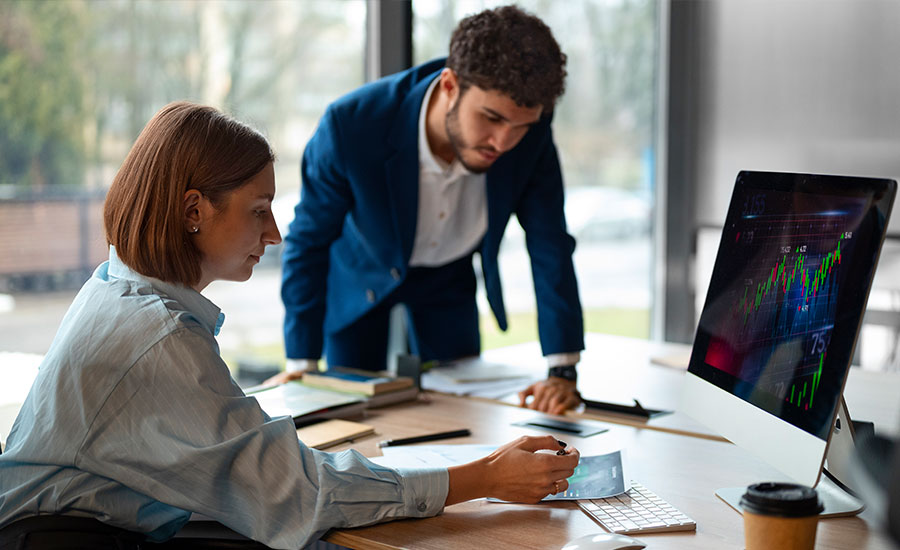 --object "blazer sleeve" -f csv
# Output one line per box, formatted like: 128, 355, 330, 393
514, 130, 585, 355
281, 107, 353, 360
